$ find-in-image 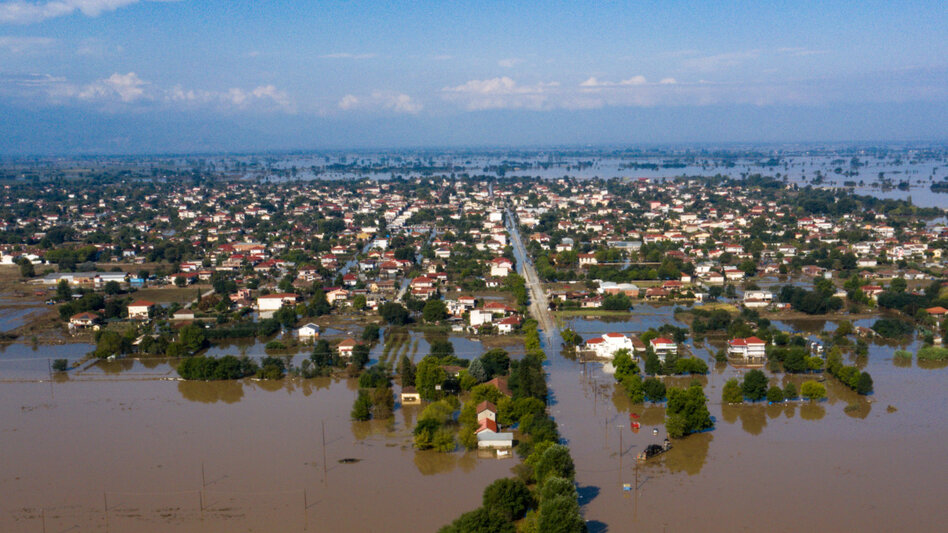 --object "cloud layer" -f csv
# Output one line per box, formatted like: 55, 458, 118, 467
0, 0, 175, 24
